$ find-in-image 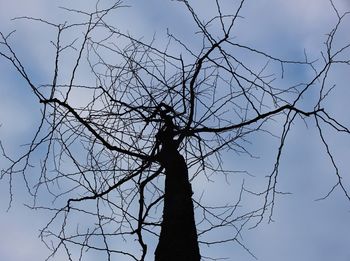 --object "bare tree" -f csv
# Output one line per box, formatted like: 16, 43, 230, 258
1, 0, 350, 260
